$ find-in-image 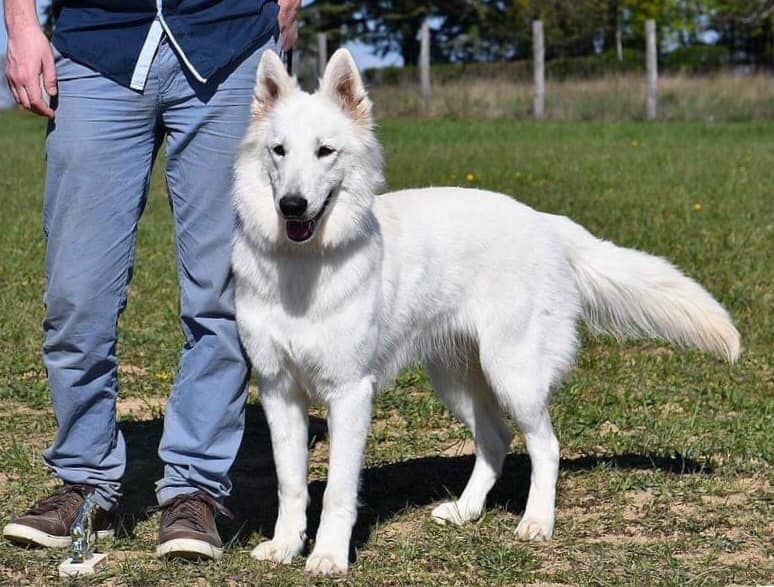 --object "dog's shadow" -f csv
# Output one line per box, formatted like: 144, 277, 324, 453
119, 404, 709, 552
